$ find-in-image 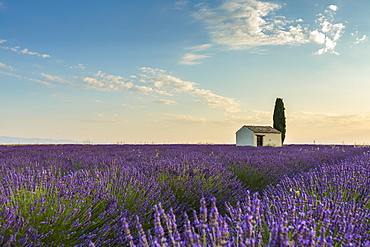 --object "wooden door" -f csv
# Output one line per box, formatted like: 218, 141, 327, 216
257, 135, 263, 147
